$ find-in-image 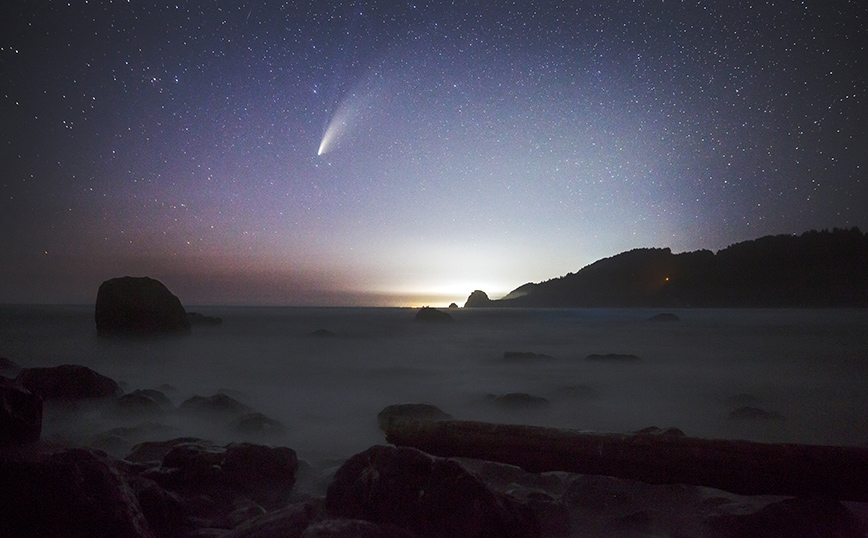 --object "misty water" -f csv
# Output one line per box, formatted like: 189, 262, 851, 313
2, 305, 867, 469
